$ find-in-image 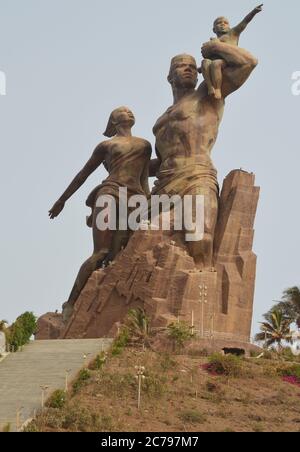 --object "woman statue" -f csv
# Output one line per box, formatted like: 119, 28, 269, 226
49, 107, 152, 320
